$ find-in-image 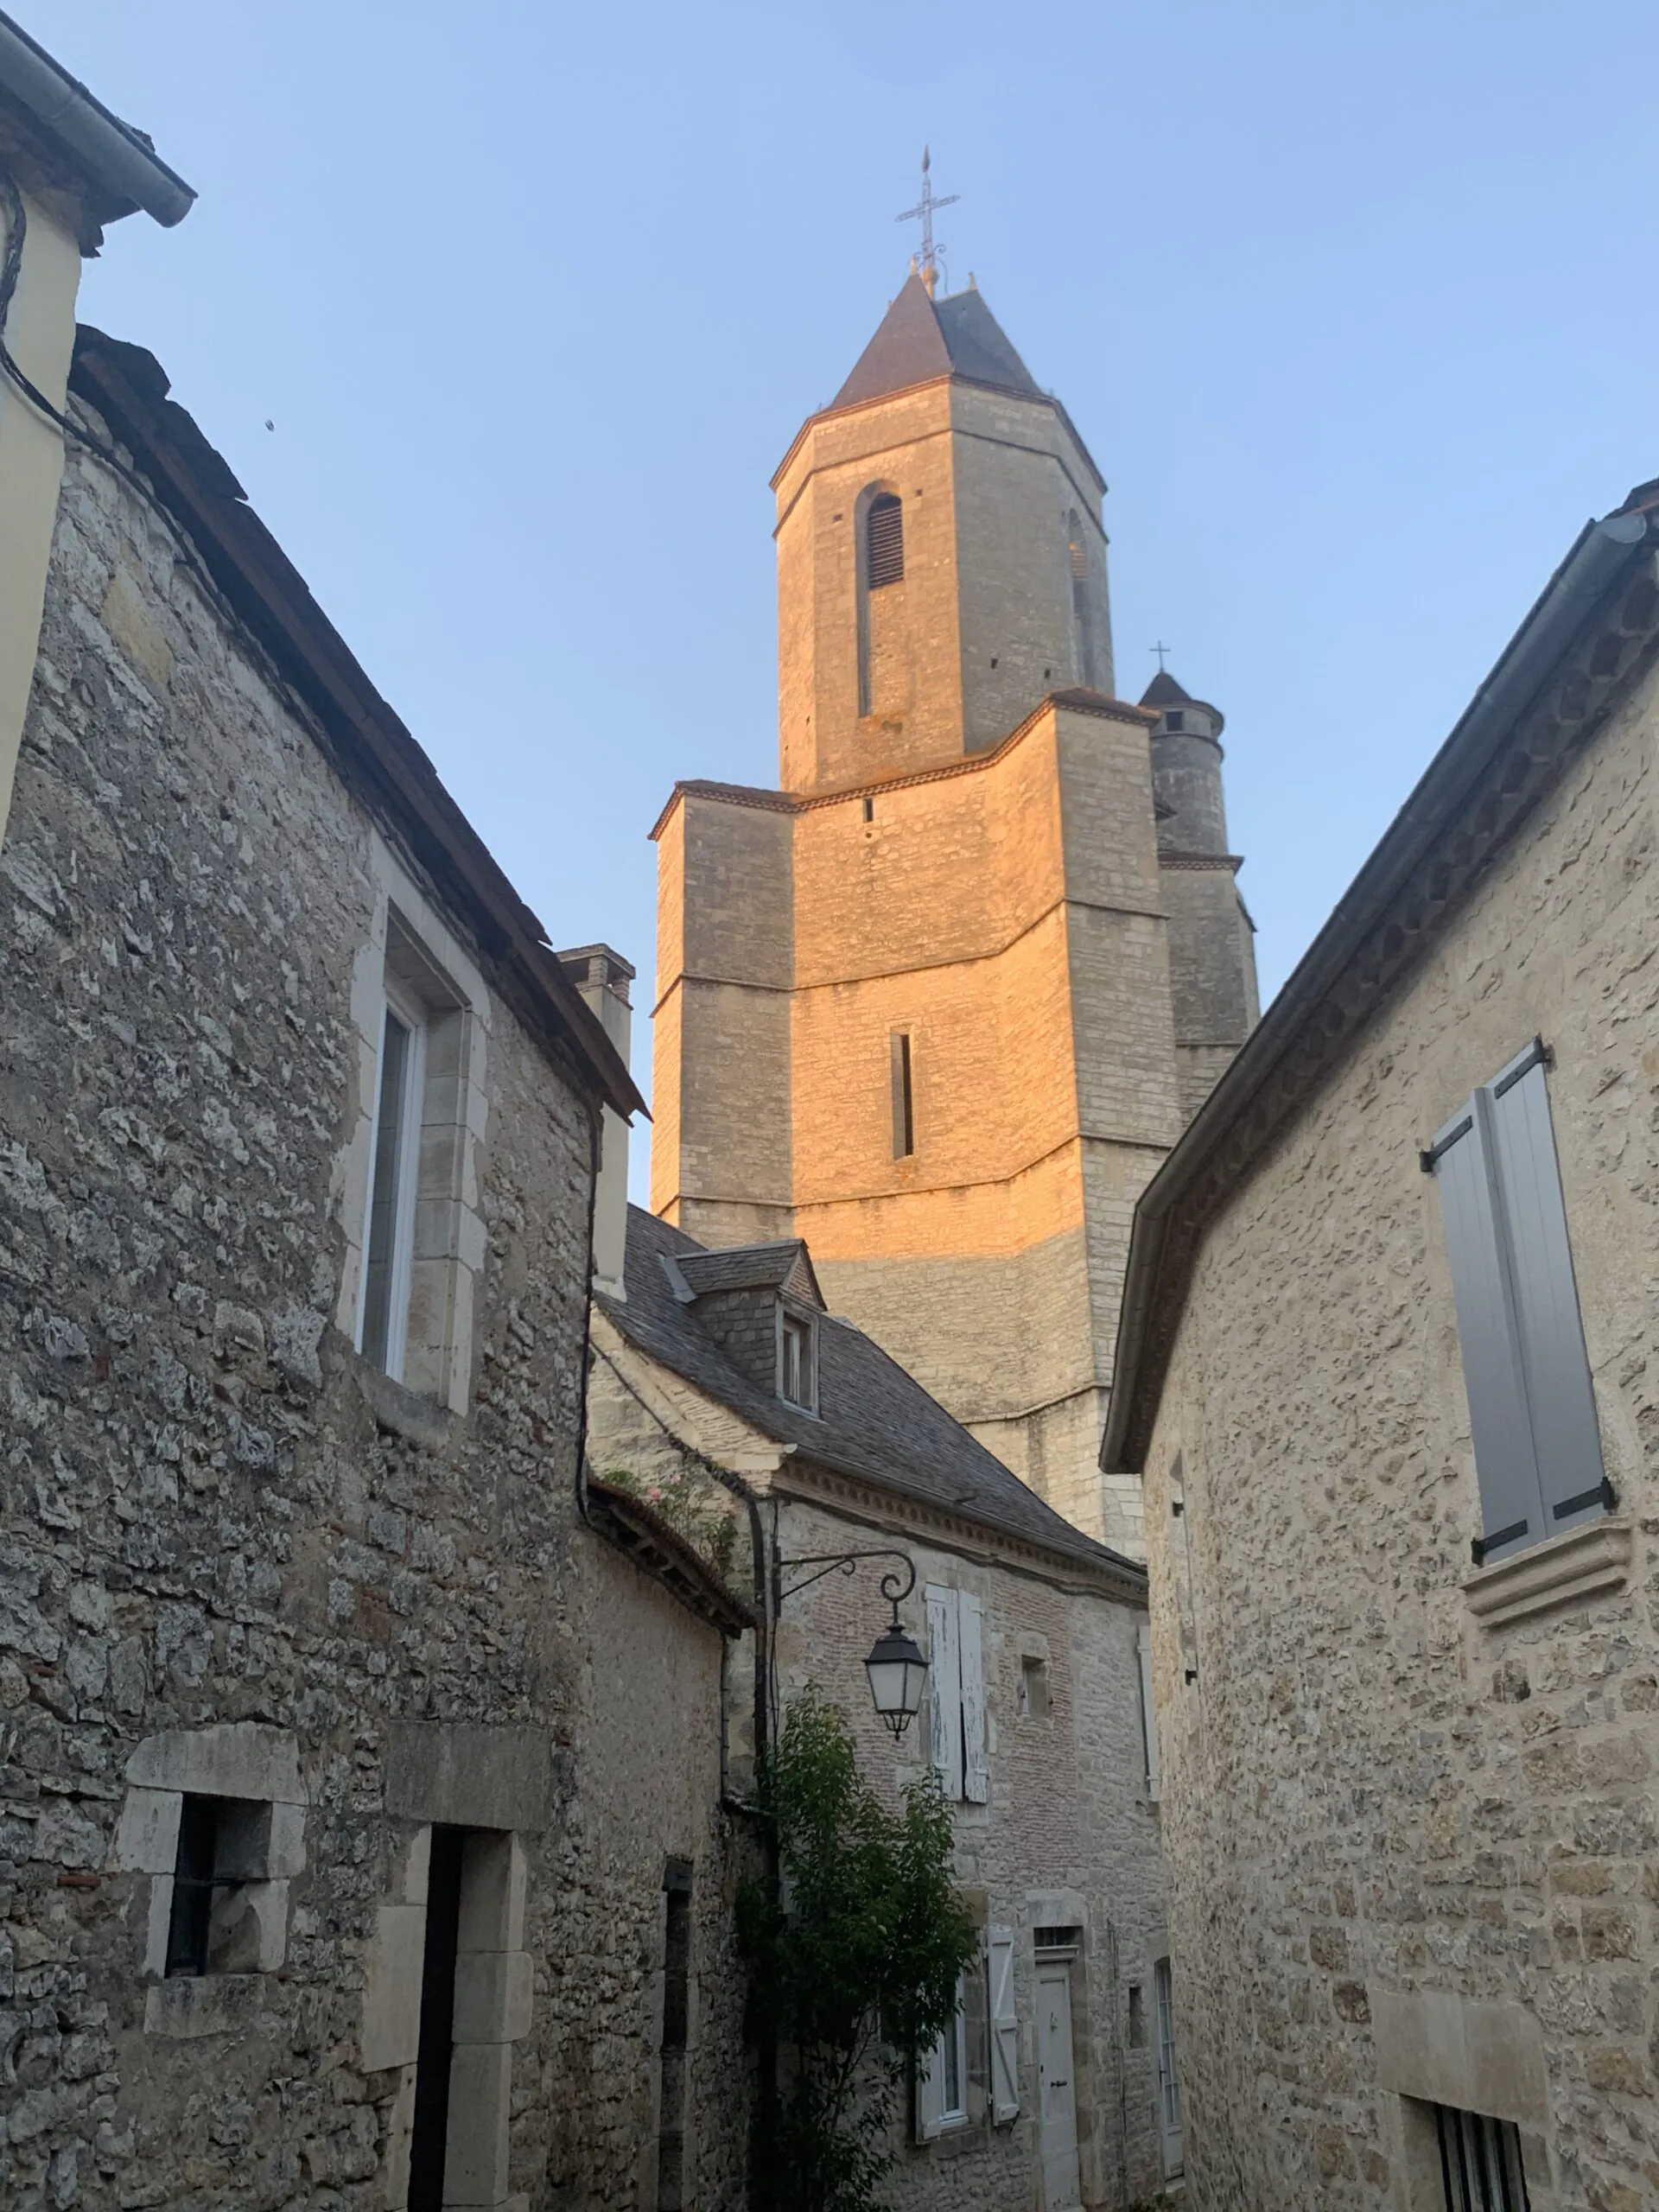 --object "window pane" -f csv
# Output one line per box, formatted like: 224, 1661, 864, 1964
941, 1988, 963, 2116
362, 1009, 412, 1371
